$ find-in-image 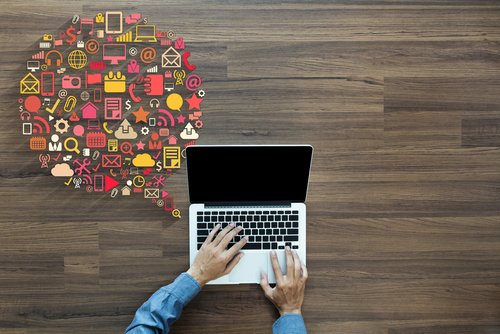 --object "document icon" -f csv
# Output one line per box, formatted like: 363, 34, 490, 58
163, 146, 181, 168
